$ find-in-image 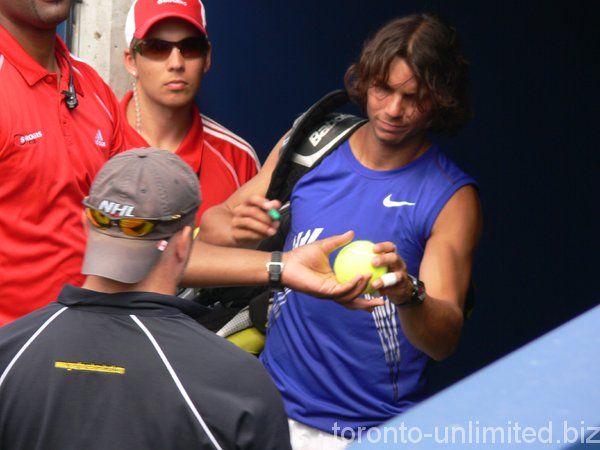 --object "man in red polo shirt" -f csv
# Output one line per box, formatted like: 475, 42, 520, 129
121, 0, 260, 225
0, 0, 126, 326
